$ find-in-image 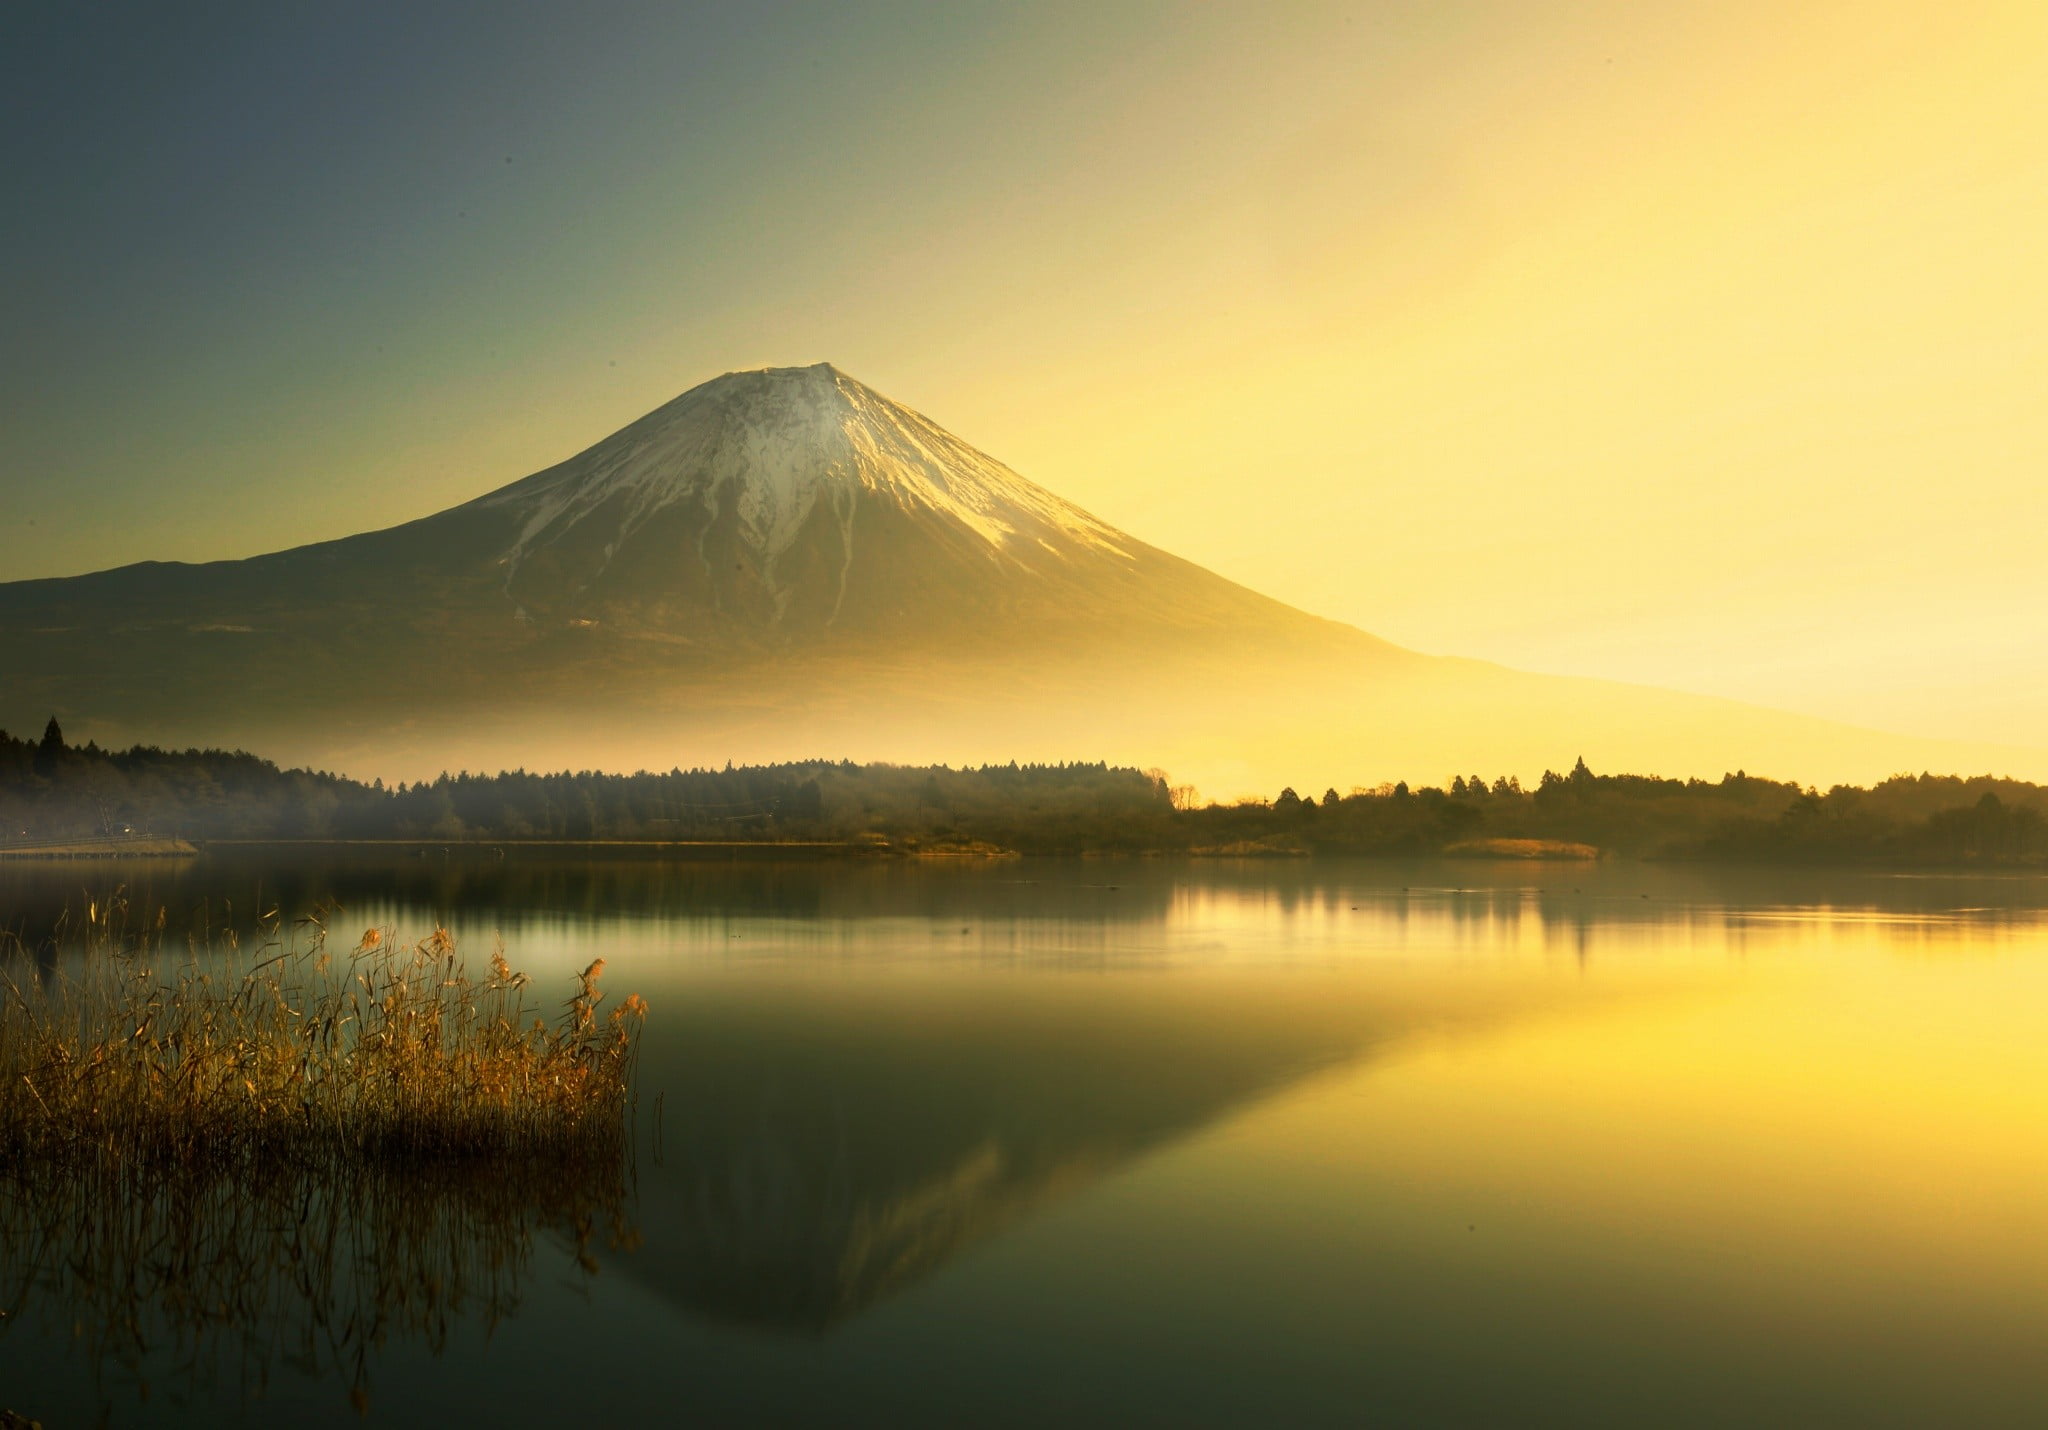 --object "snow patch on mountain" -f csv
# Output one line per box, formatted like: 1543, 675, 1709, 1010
474, 363, 1132, 594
